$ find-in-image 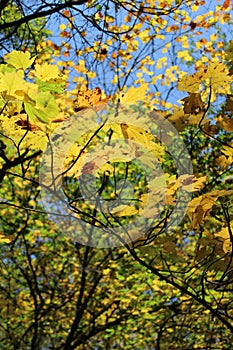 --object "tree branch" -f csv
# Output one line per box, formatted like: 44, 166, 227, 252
0, 0, 88, 31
